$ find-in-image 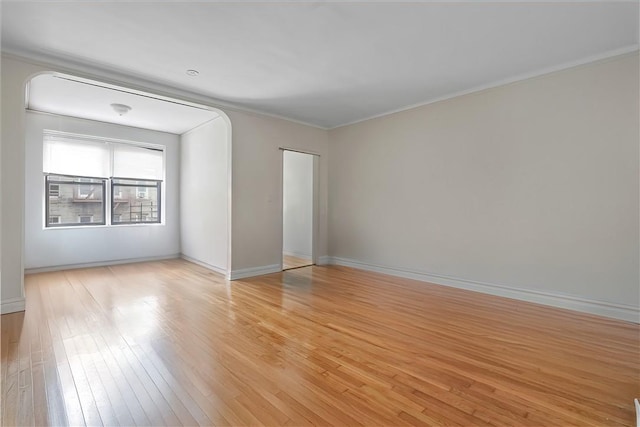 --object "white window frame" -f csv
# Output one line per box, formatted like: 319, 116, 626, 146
43, 130, 166, 228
